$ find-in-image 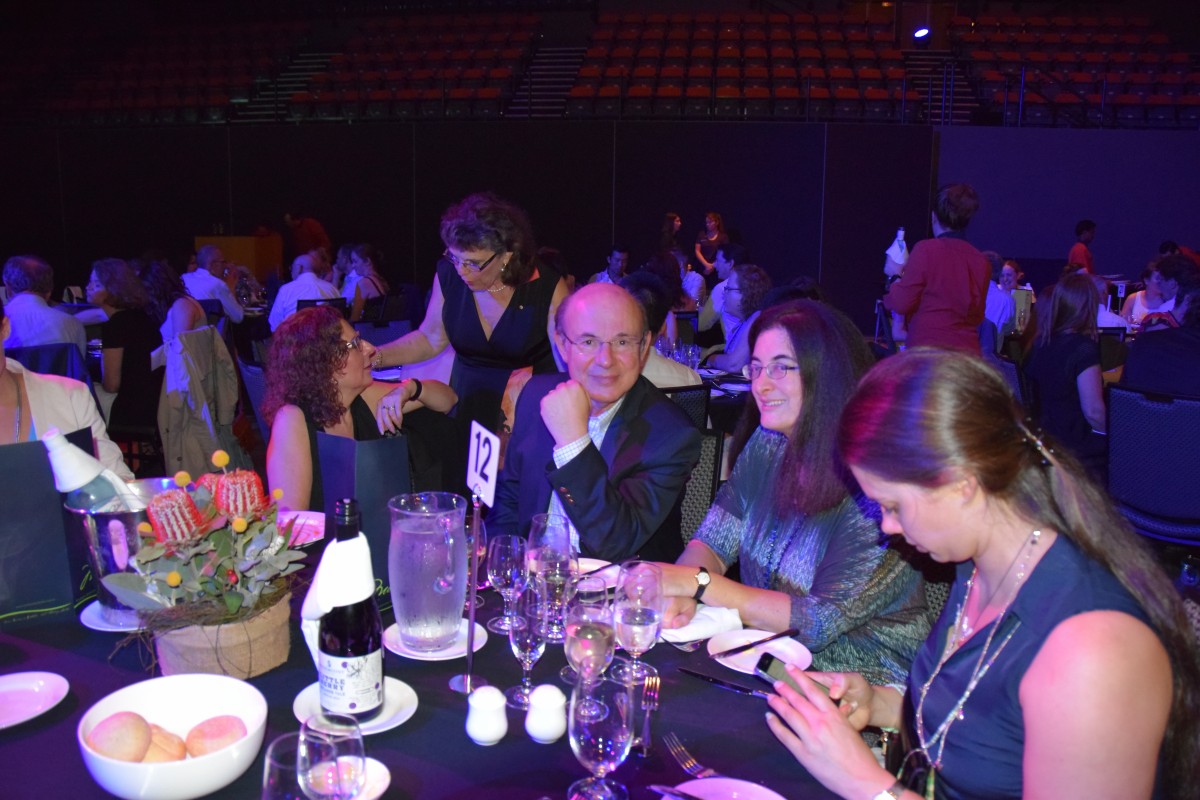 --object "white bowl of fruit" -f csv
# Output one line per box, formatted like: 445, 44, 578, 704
77, 673, 267, 800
